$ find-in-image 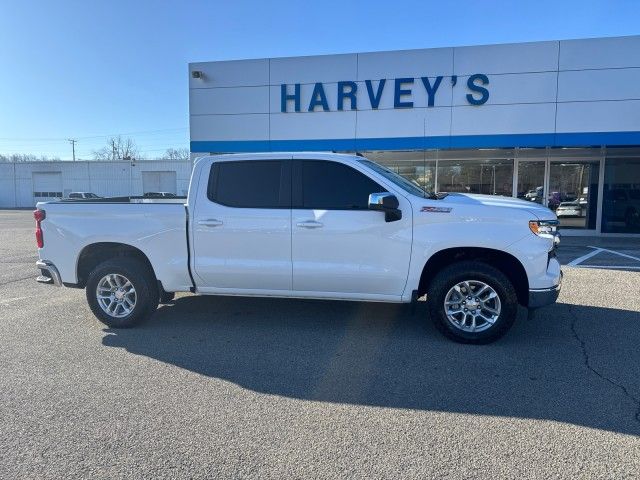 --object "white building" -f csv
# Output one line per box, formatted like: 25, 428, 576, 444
188, 35, 640, 235
0, 160, 192, 207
